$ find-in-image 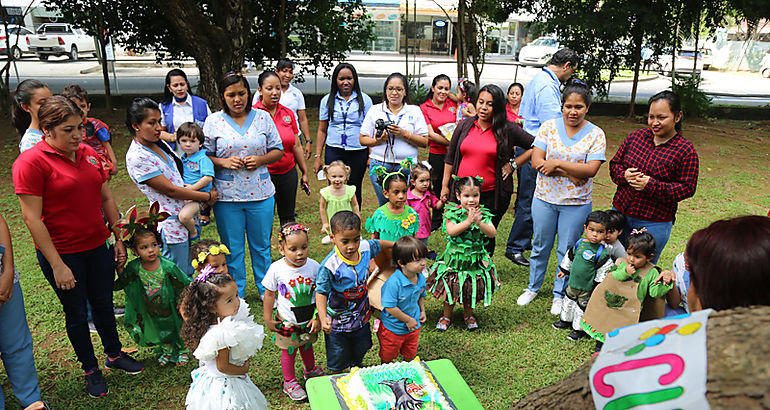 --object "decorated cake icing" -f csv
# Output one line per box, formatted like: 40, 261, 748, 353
336, 358, 455, 410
